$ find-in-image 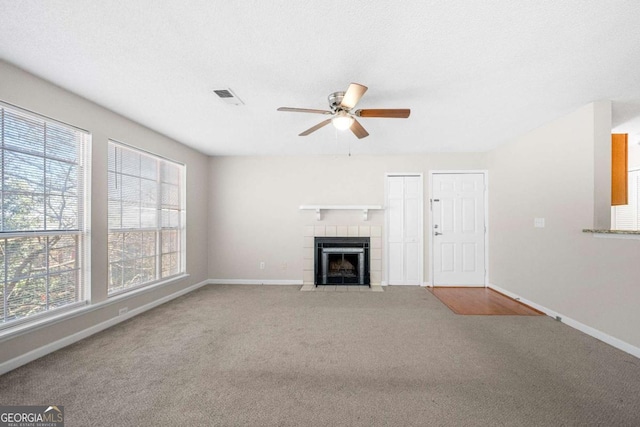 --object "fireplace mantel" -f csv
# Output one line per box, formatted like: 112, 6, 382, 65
299, 205, 383, 221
